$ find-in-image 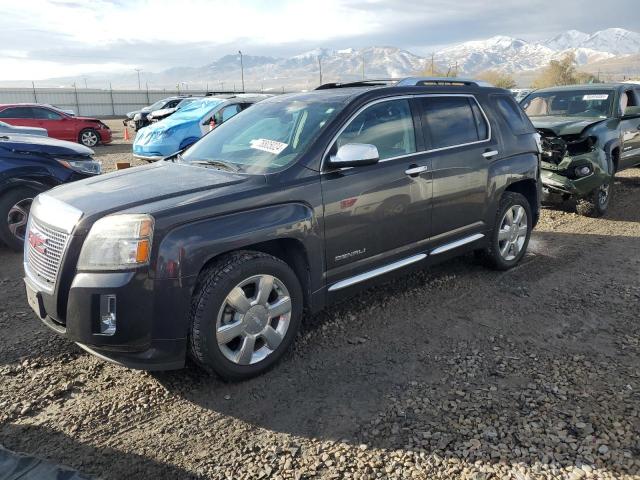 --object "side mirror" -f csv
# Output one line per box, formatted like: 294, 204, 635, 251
328, 143, 379, 168
623, 106, 640, 119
